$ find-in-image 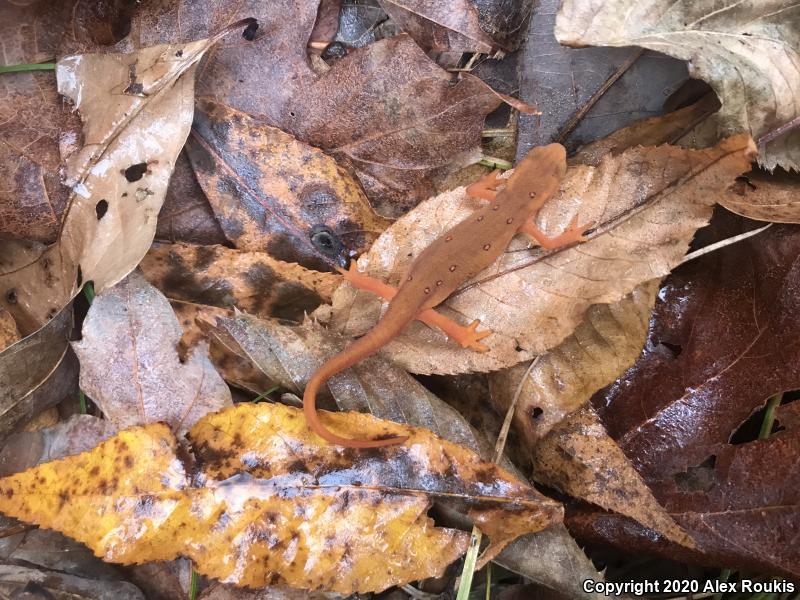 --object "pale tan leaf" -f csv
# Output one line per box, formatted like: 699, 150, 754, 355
720, 169, 800, 224
71, 272, 231, 435
555, 0, 800, 171
490, 281, 658, 445
328, 136, 756, 374
0, 34, 228, 334
533, 406, 695, 549
0, 308, 19, 353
